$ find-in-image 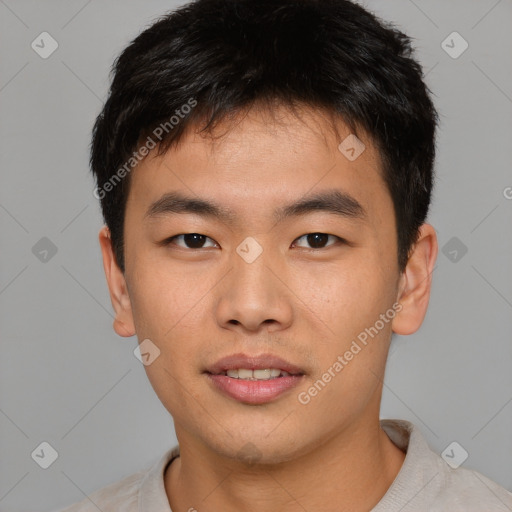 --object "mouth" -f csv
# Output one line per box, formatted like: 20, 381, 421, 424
205, 352, 305, 378
210, 368, 298, 380
204, 353, 305, 404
